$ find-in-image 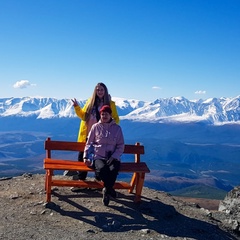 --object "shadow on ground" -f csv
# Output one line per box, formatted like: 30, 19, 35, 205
46, 189, 237, 240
